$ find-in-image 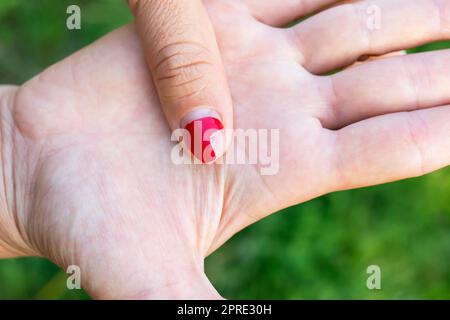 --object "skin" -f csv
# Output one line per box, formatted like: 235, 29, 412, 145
0, 0, 450, 299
